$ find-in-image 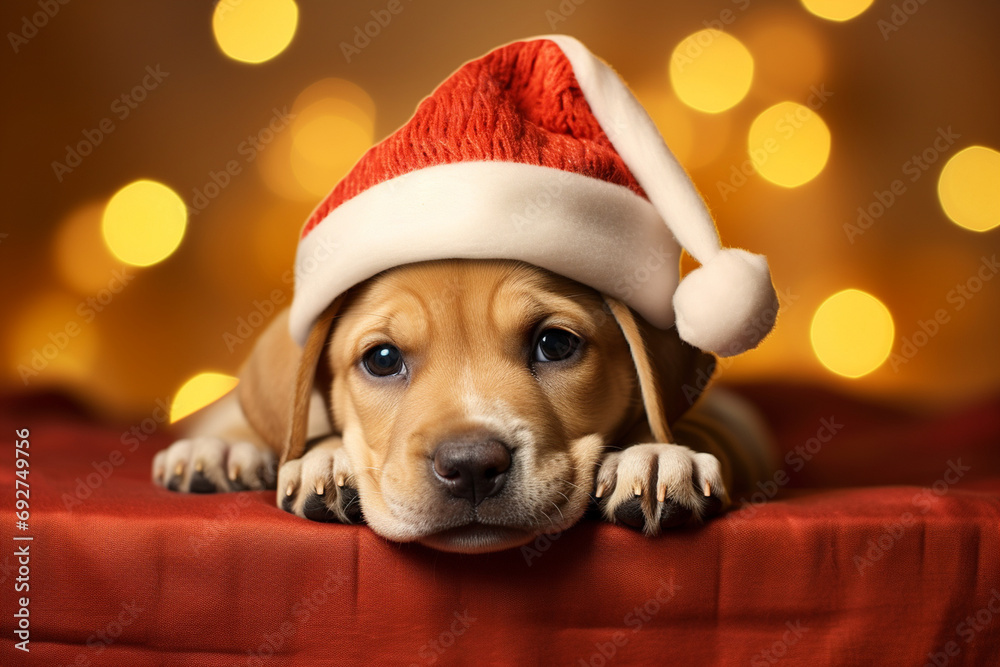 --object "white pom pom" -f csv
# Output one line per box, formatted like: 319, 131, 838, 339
672, 248, 779, 357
